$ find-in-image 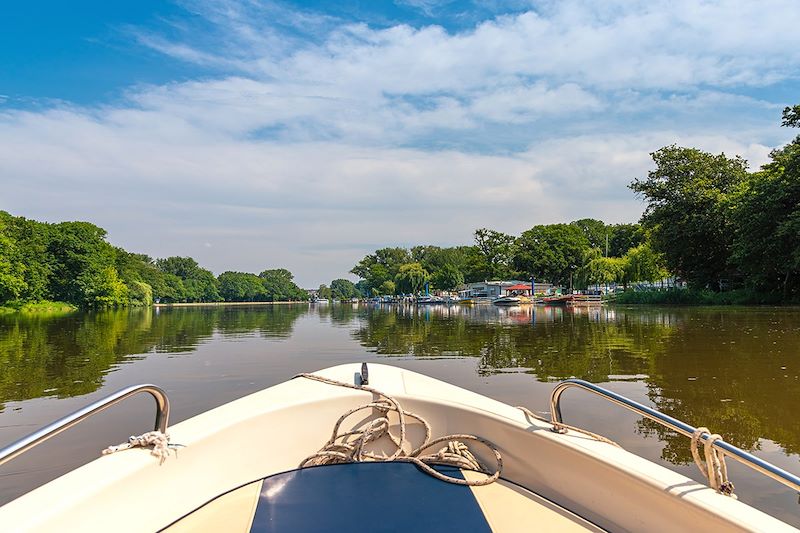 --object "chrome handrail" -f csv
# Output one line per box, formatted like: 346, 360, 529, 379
550, 378, 800, 493
0, 384, 169, 467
